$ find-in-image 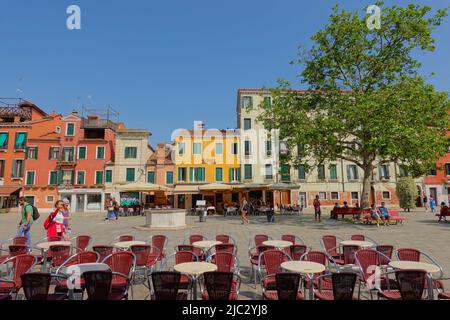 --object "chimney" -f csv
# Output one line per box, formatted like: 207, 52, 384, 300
71, 109, 78, 116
